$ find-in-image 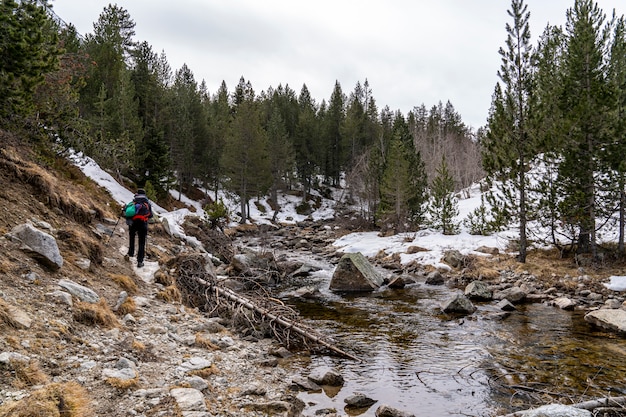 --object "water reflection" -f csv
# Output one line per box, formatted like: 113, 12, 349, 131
285, 285, 626, 416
